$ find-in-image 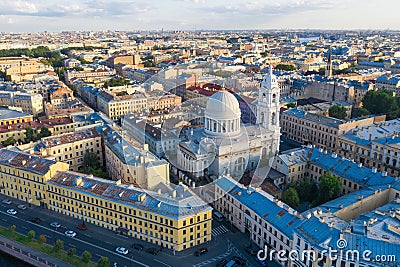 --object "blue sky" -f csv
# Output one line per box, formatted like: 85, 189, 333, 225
0, 0, 398, 32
